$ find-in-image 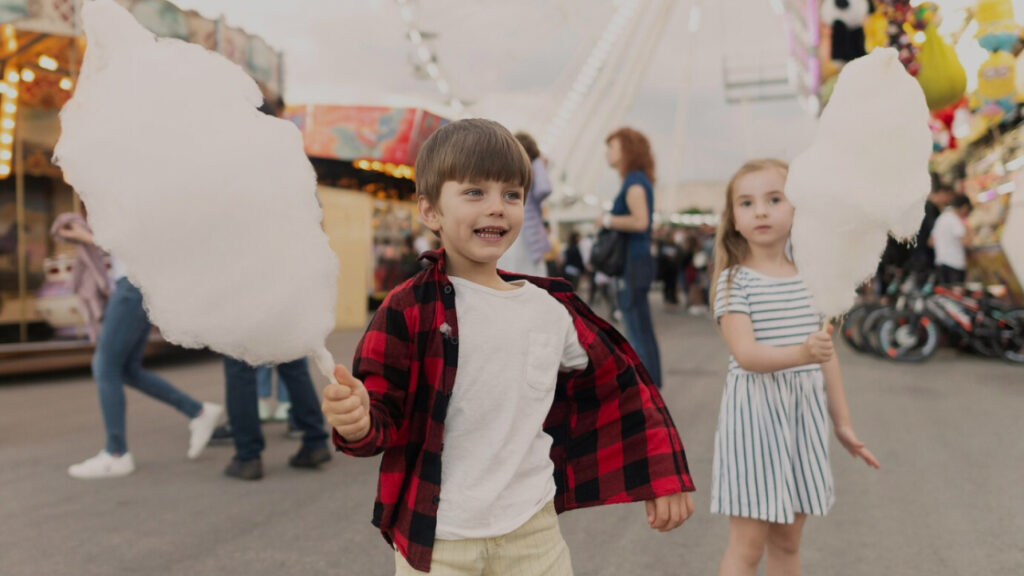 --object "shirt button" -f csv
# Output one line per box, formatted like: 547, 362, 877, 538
444, 285, 453, 294
432, 495, 440, 505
